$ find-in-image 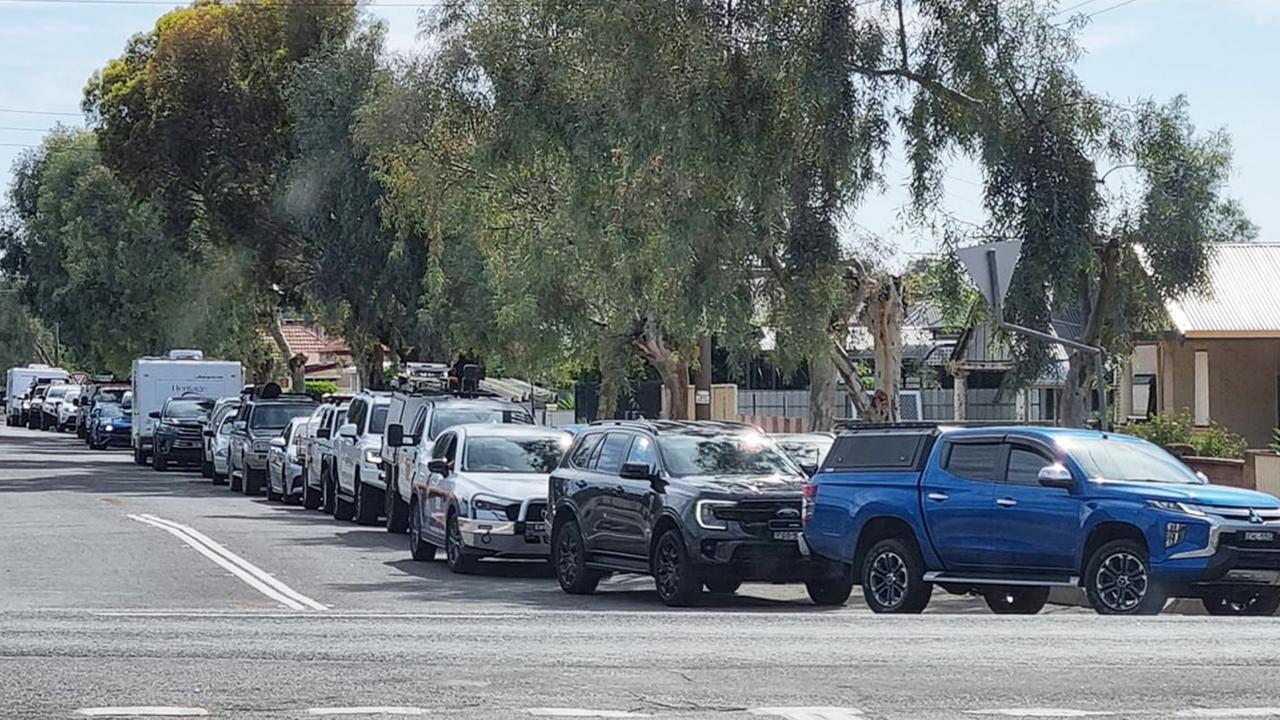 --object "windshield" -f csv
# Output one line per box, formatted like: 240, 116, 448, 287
97, 403, 126, 420
98, 388, 128, 404
658, 433, 799, 478
429, 406, 532, 439
777, 438, 834, 466
463, 435, 568, 473
1068, 438, 1202, 485
46, 387, 67, 400
369, 405, 389, 434
251, 404, 317, 430
165, 399, 209, 419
